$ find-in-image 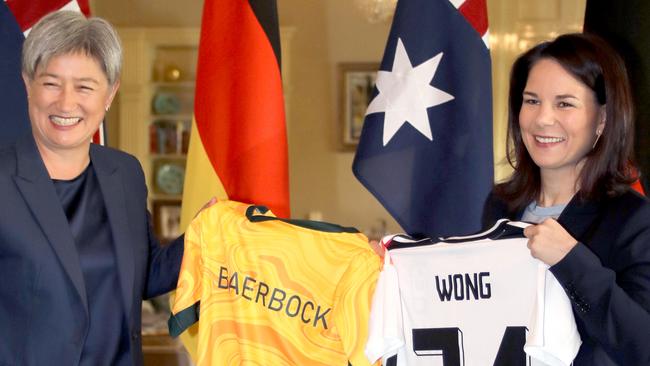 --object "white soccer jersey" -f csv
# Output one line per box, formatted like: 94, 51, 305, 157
365, 220, 581, 366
